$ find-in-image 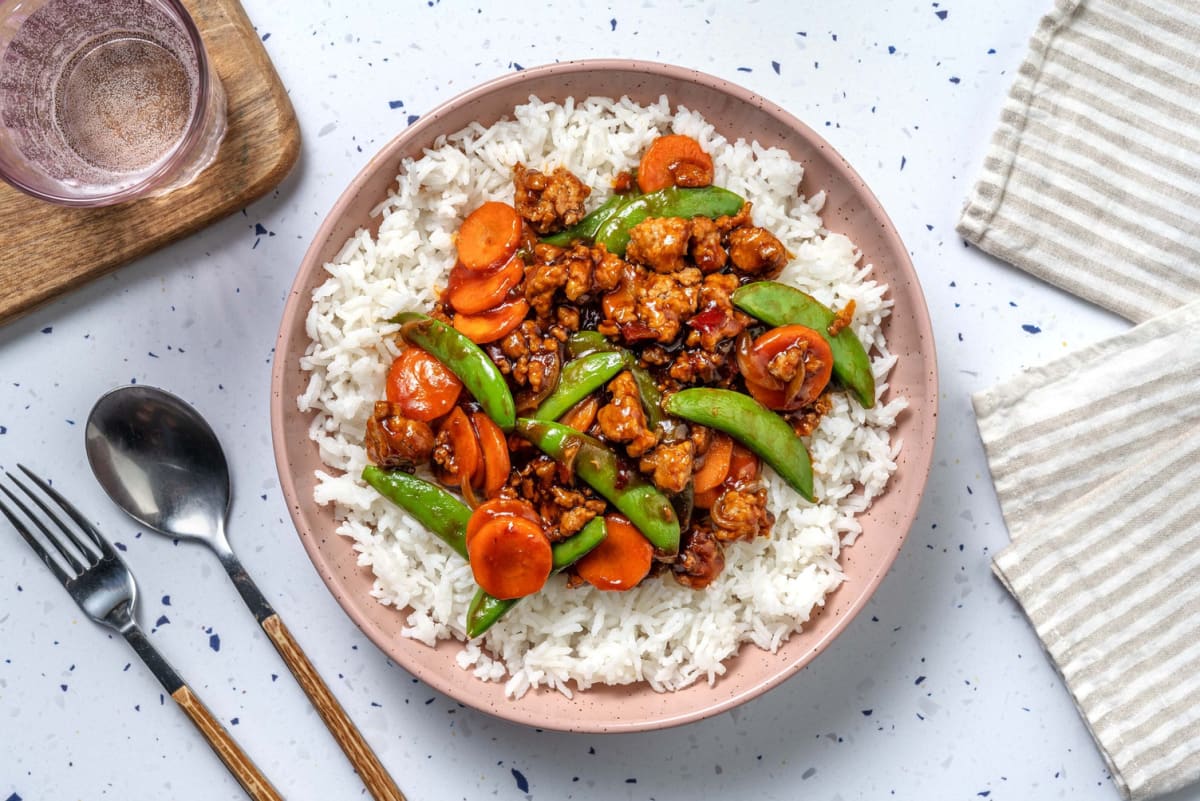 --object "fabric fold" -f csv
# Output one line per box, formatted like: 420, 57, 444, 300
956, 0, 1200, 323
974, 300, 1200, 800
